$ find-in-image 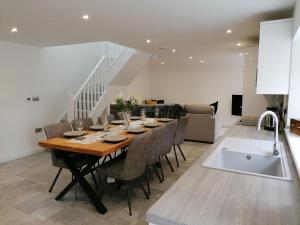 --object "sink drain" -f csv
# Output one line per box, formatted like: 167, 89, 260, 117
246, 155, 251, 160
